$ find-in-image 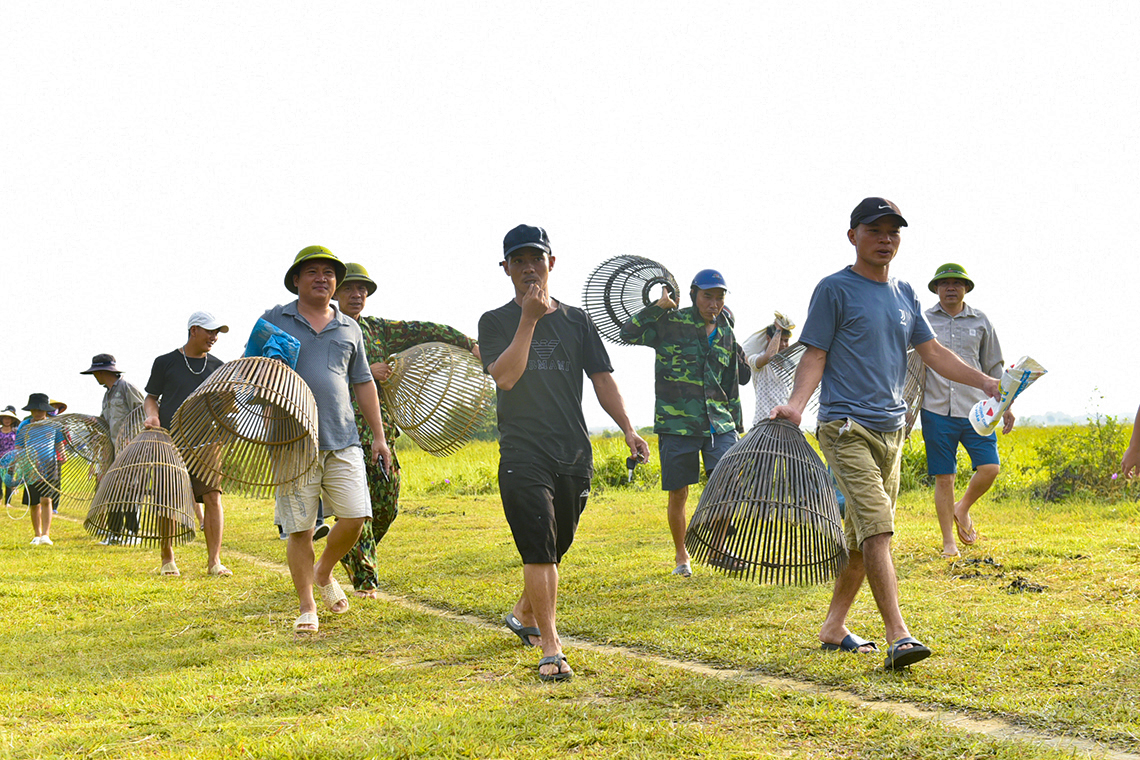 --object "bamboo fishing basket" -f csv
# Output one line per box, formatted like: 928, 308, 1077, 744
18, 414, 114, 504
378, 342, 494, 457
84, 428, 197, 546
685, 419, 847, 585
171, 356, 319, 498
115, 404, 149, 452
581, 255, 680, 345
